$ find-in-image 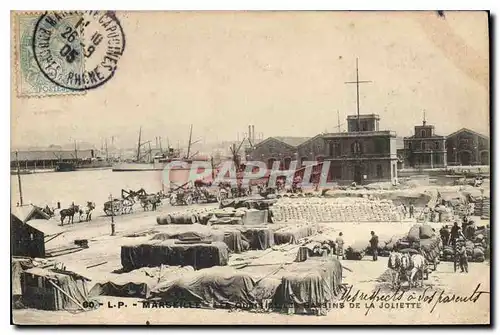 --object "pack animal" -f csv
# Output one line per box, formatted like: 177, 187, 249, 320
400, 253, 427, 289
139, 194, 161, 211
387, 251, 402, 289
78, 201, 96, 222
59, 204, 80, 225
